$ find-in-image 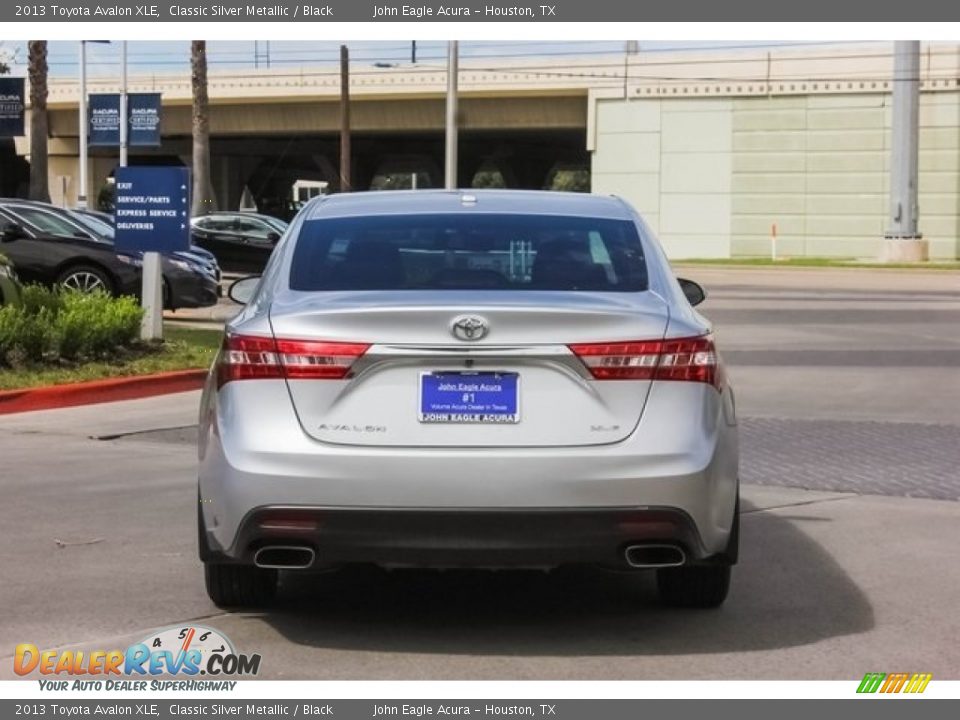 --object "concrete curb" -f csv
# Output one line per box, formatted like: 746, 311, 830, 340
0, 369, 207, 415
